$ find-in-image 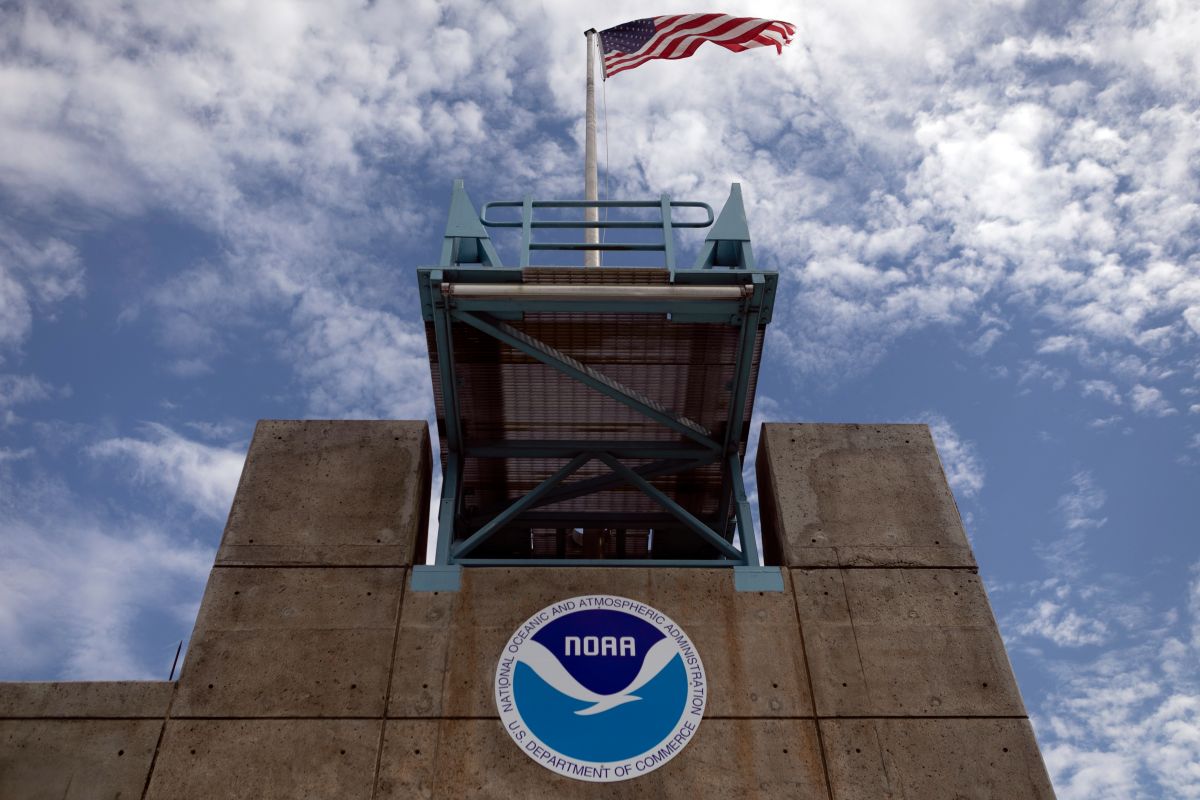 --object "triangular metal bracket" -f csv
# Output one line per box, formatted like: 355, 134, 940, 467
441, 180, 502, 267
694, 183, 755, 270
